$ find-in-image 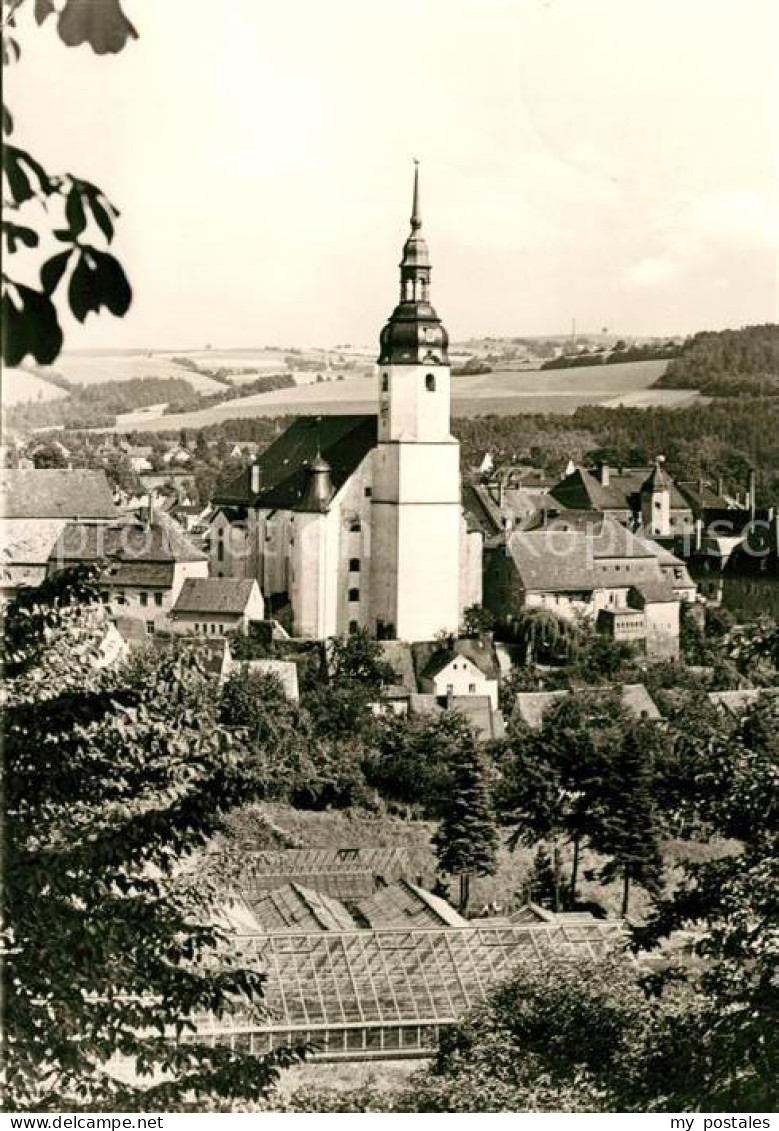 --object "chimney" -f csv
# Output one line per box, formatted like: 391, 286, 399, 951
694, 516, 703, 553
250, 463, 262, 495
716, 476, 724, 499
599, 463, 610, 487
747, 469, 756, 517
697, 477, 704, 498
